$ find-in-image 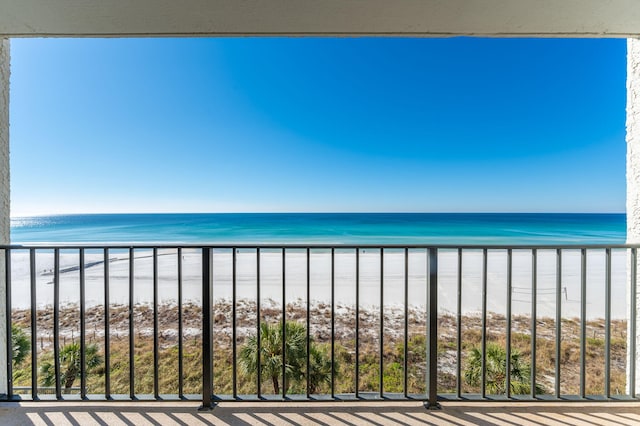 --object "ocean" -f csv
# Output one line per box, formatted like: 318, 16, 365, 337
10, 212, 626, 244
7, 213, 629, 317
